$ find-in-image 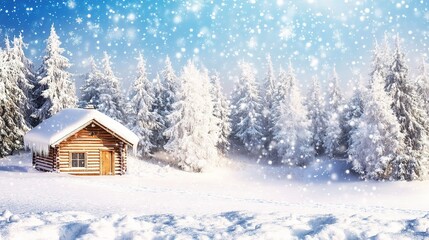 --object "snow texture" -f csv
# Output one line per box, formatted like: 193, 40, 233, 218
1, 153, 429, 239
2, 210, 429, 240
24, 108, 139, 155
